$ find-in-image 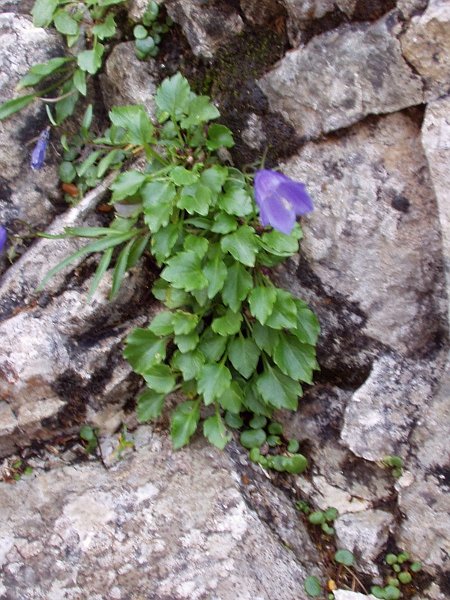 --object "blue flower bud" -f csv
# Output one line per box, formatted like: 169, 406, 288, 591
0, 225, 7, 254
30, 127, 50, 170
254, 169, 313, 235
